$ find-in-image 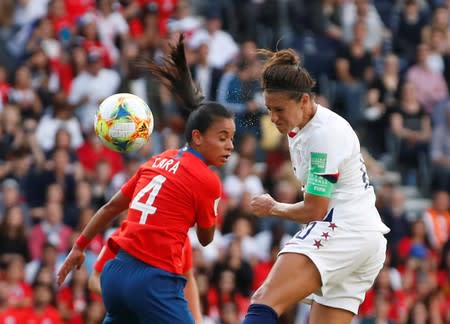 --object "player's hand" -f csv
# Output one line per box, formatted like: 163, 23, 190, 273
56, 246, 85, 287
250, 193, 276, 217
